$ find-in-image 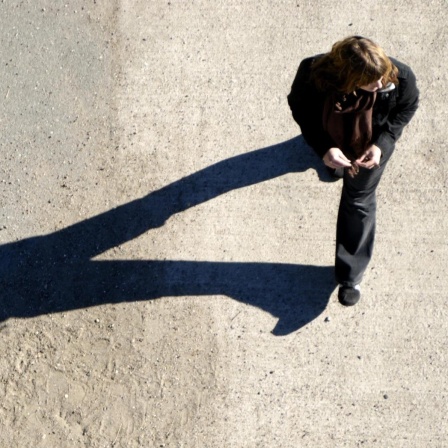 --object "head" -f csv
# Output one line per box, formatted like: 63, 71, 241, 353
312, 36, 399, 93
